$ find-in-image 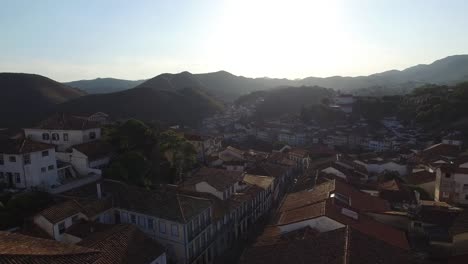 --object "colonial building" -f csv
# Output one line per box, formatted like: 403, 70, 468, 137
24, 114, 102, 152
0, 138, 58, 190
